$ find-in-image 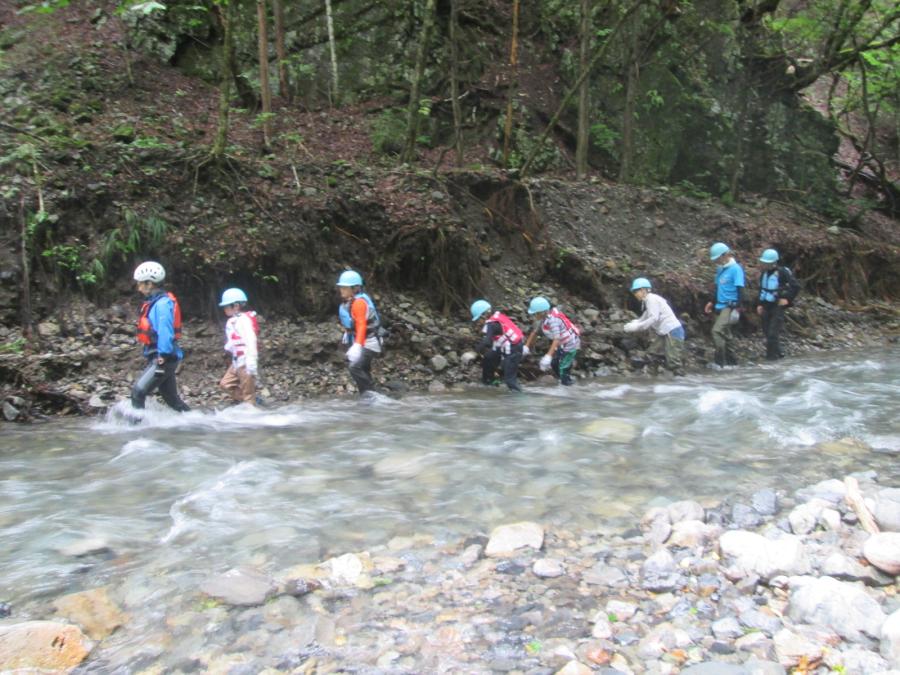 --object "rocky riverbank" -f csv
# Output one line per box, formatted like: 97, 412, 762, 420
0, 287, 897, 421
1, 467, 898, 673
